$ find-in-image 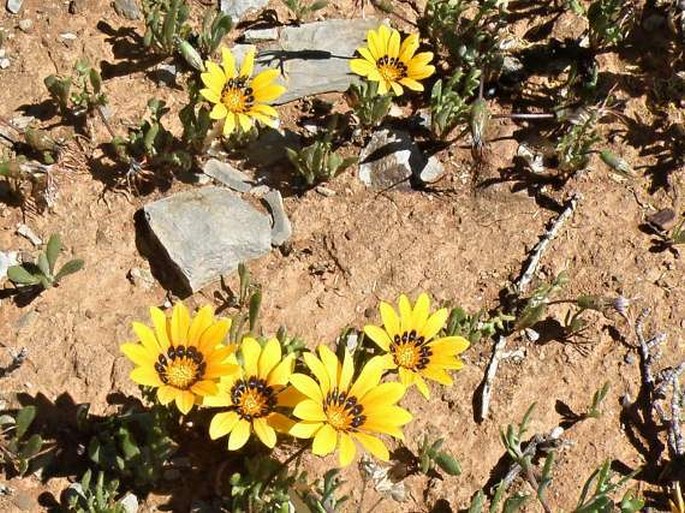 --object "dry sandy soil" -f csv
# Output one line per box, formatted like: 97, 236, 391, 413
1, 0, 684, 511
